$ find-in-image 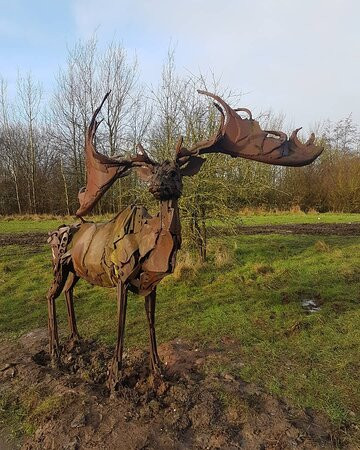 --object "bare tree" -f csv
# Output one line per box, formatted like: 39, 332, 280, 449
2, 41, 360, 221
17, 72, 42, 213
0, 77, 23, 214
